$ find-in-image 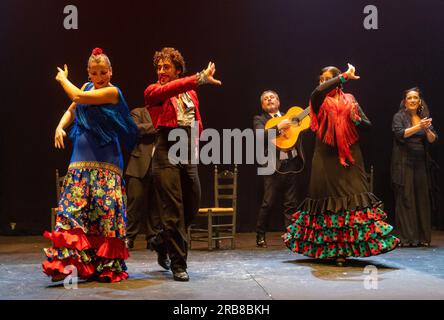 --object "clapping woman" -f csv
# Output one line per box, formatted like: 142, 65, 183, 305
391, 87, 437, 247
